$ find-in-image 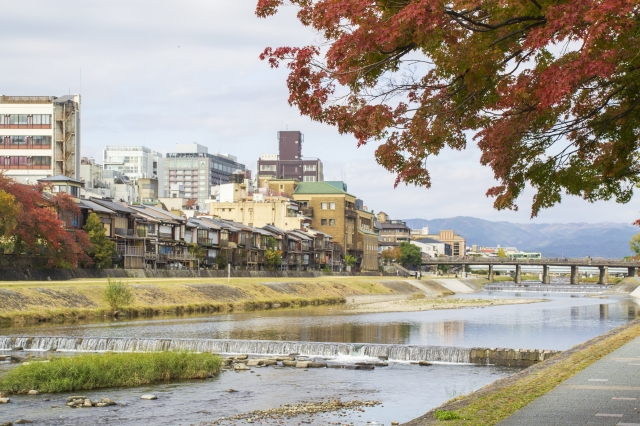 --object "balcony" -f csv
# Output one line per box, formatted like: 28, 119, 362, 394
117, 246, 144, 257
166, 252, 195, 261
197, 238, 219, 246
300, 207, 314, 218
345, 209, 357, 219
0, 143, 51, 150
